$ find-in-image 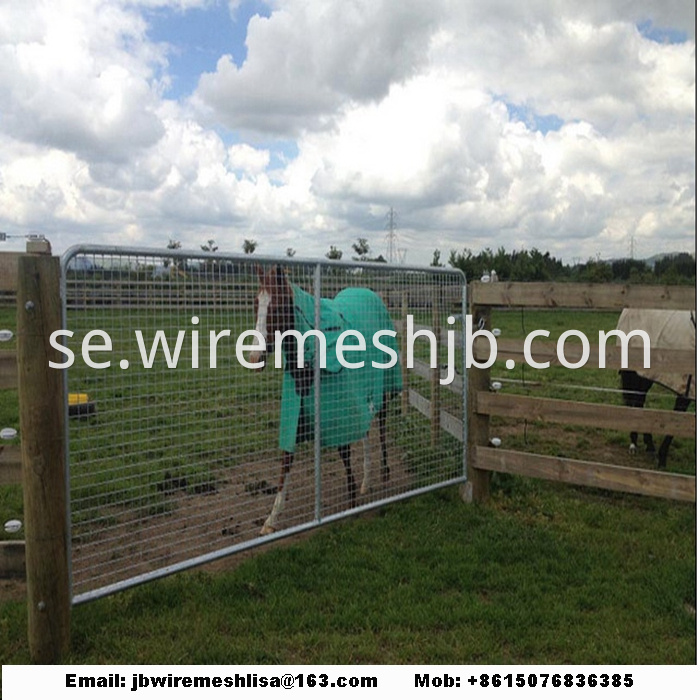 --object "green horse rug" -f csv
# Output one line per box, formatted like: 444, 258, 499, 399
250, 266, 402, 533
